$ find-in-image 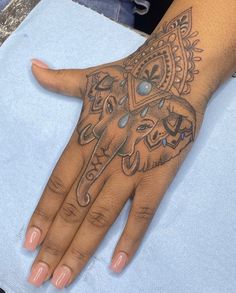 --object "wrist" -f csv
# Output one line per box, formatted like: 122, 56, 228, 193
123, 2, 236, 113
